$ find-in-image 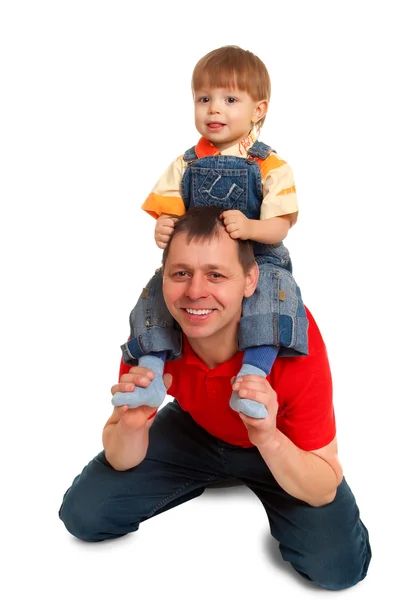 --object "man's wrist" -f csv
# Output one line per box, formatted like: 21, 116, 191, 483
256, 429, 281, 454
